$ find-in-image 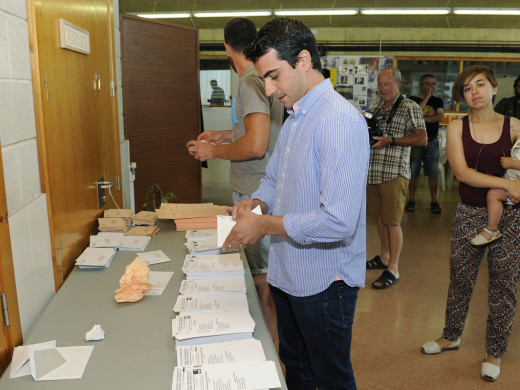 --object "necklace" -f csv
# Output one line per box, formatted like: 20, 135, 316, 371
470, 113, 505, 174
